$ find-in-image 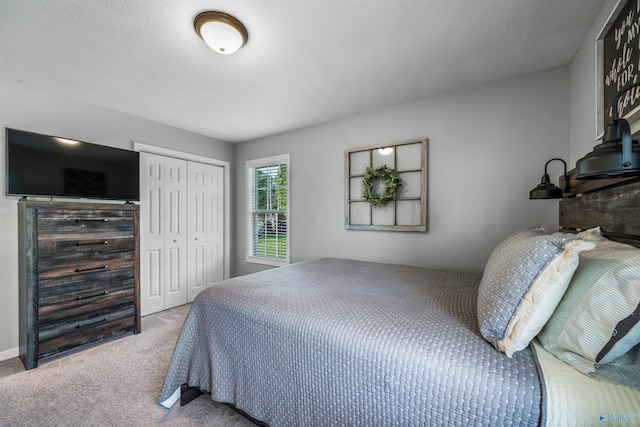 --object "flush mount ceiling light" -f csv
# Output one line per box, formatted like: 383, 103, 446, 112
194, 11, 248, 55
